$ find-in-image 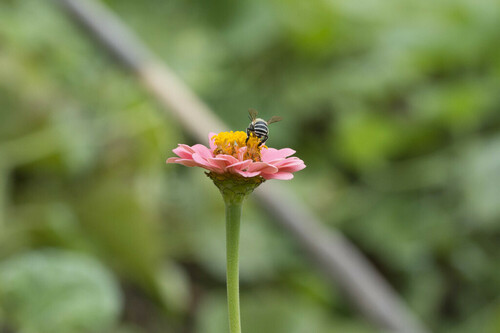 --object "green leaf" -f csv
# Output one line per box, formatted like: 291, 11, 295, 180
0, 249, 122, 333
